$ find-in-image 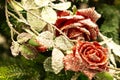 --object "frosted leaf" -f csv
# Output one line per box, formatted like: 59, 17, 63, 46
109, 53, 116, 67
27, 9, 47, 32
38, 31, 54, 40
22, 0, 38, 10
10, 42, 20, 57
55, 35, 73, 51
52, 2, 71, 10
19, 44, 38, 60
41, 7, 57, 23
99, 32, 120, 57
17, 33, 32, 44
107, 41, 120, 57
52, 48, 64, 74
43, 57, 53, 72
34, 0, 50, 7
37, 31, 54, 48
